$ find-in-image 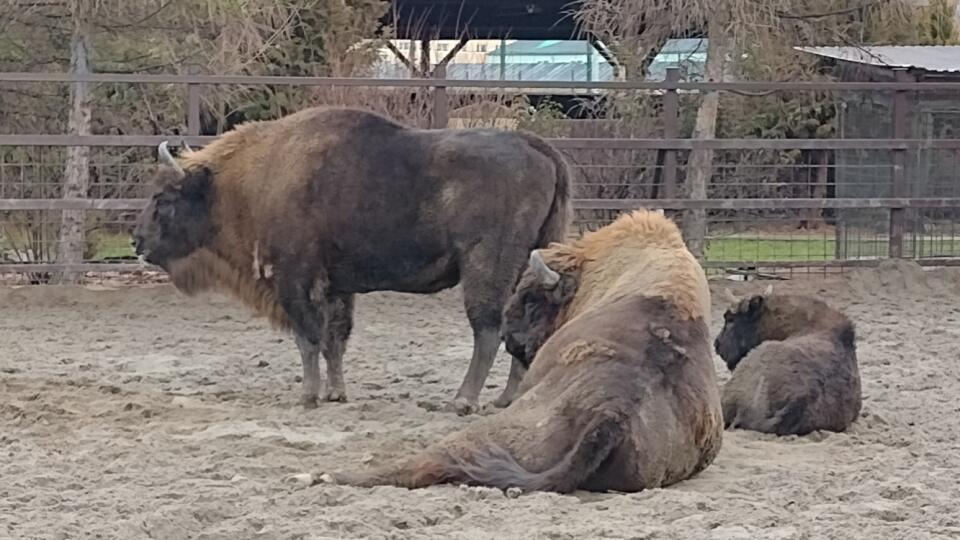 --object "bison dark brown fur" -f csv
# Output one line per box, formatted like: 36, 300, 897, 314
316, 211, 724, 493
131, 106, 571, 414
714, 293, 861, 436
